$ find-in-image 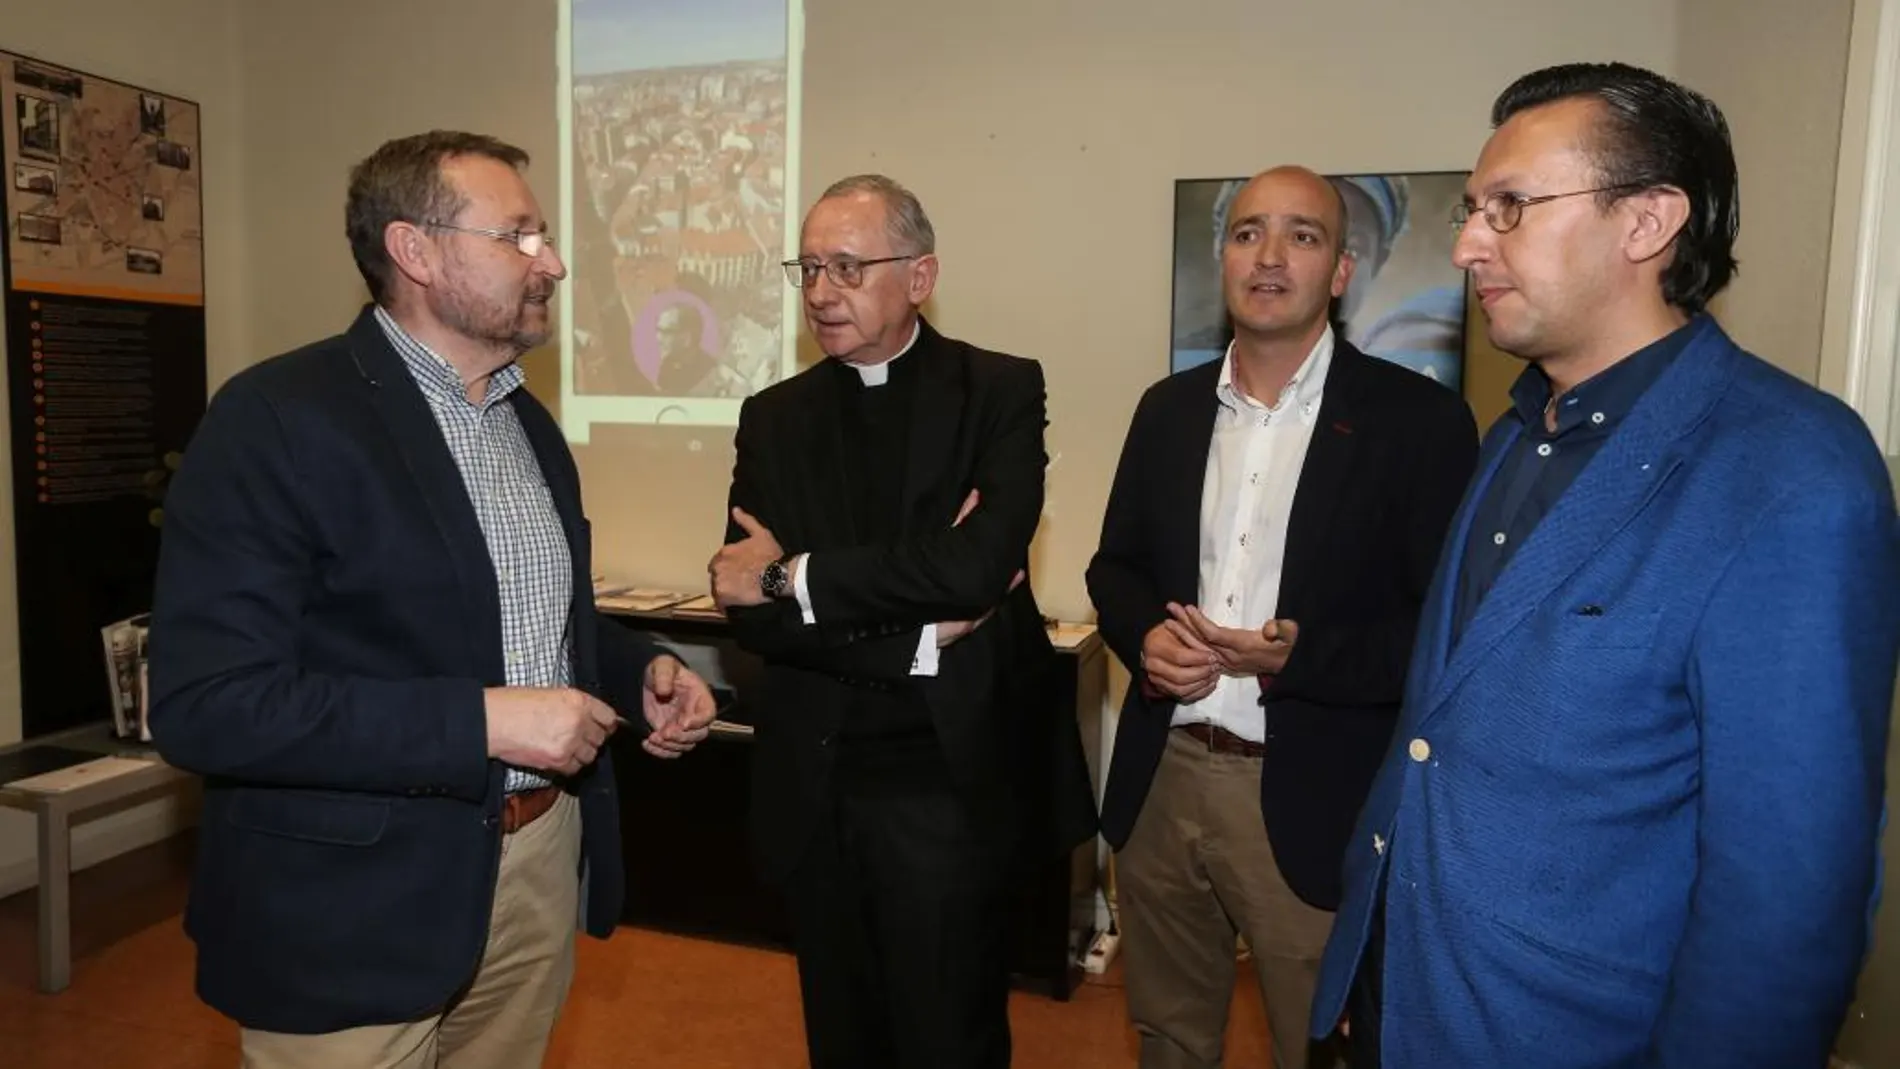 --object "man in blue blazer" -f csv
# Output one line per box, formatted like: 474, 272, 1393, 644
149, 131, 717, 1068
1311, 63, 1900, 1068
